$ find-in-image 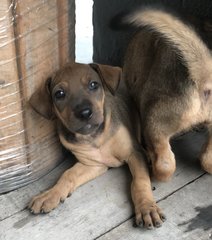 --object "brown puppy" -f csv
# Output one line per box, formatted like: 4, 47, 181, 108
121, 8, 212, 181
29, 63, 165, 229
